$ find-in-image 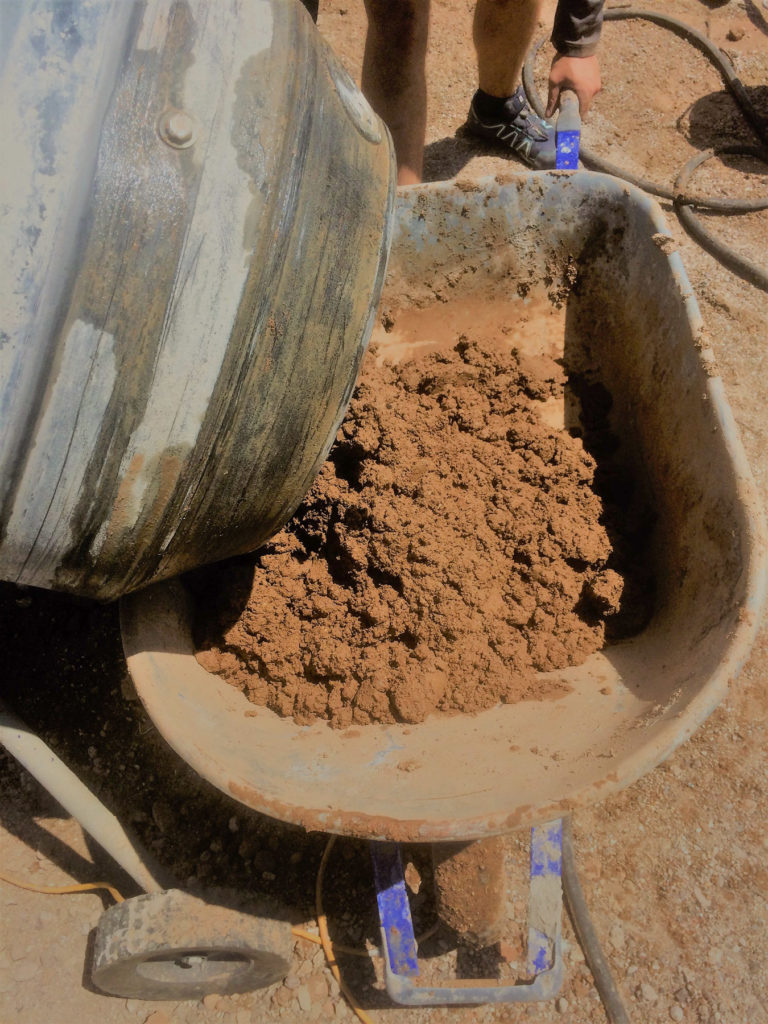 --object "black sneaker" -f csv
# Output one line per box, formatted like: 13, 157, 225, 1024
466, 86, 556, 170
